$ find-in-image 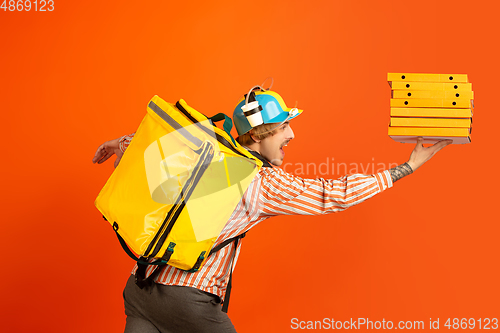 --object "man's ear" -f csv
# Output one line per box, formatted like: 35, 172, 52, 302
250, 131, 261, 143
